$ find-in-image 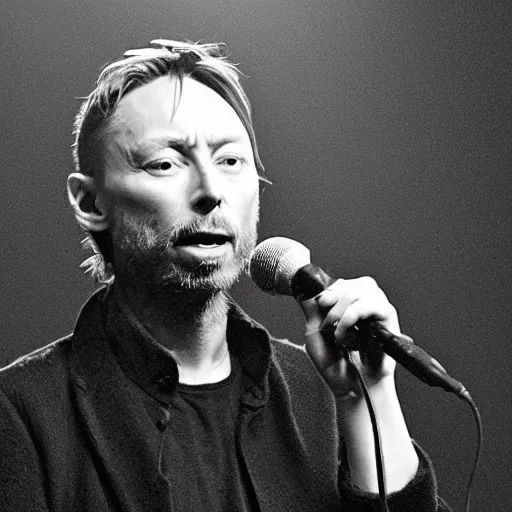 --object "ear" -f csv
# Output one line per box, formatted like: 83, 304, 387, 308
67, 173, 109, 232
